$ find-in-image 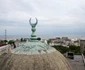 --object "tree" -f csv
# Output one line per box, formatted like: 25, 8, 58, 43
3, 40, 8, 44
0, 40, 4, 43
52, 45, 69, 54
51, 45, 81, 54
83, 50, 85, 56
37, 37, 41, 41
47, 39, 51, 44
20, 38, 27, 42
20, 38, 24, 42
69, 45, 81, 54
8, 40, 14, 45
0, 40, 8, 44
12, 42, 16, 48
8, 40, 16, 48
